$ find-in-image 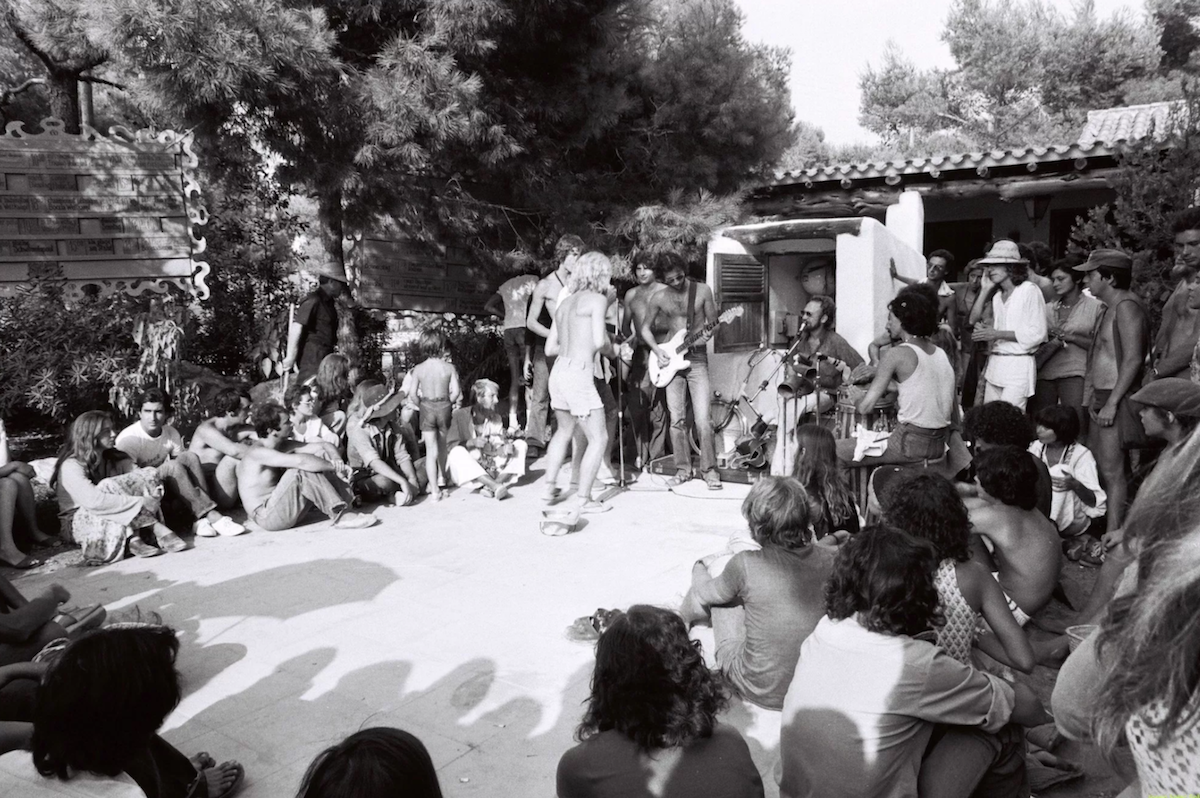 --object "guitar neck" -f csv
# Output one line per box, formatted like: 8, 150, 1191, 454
676, 320, 718, 354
